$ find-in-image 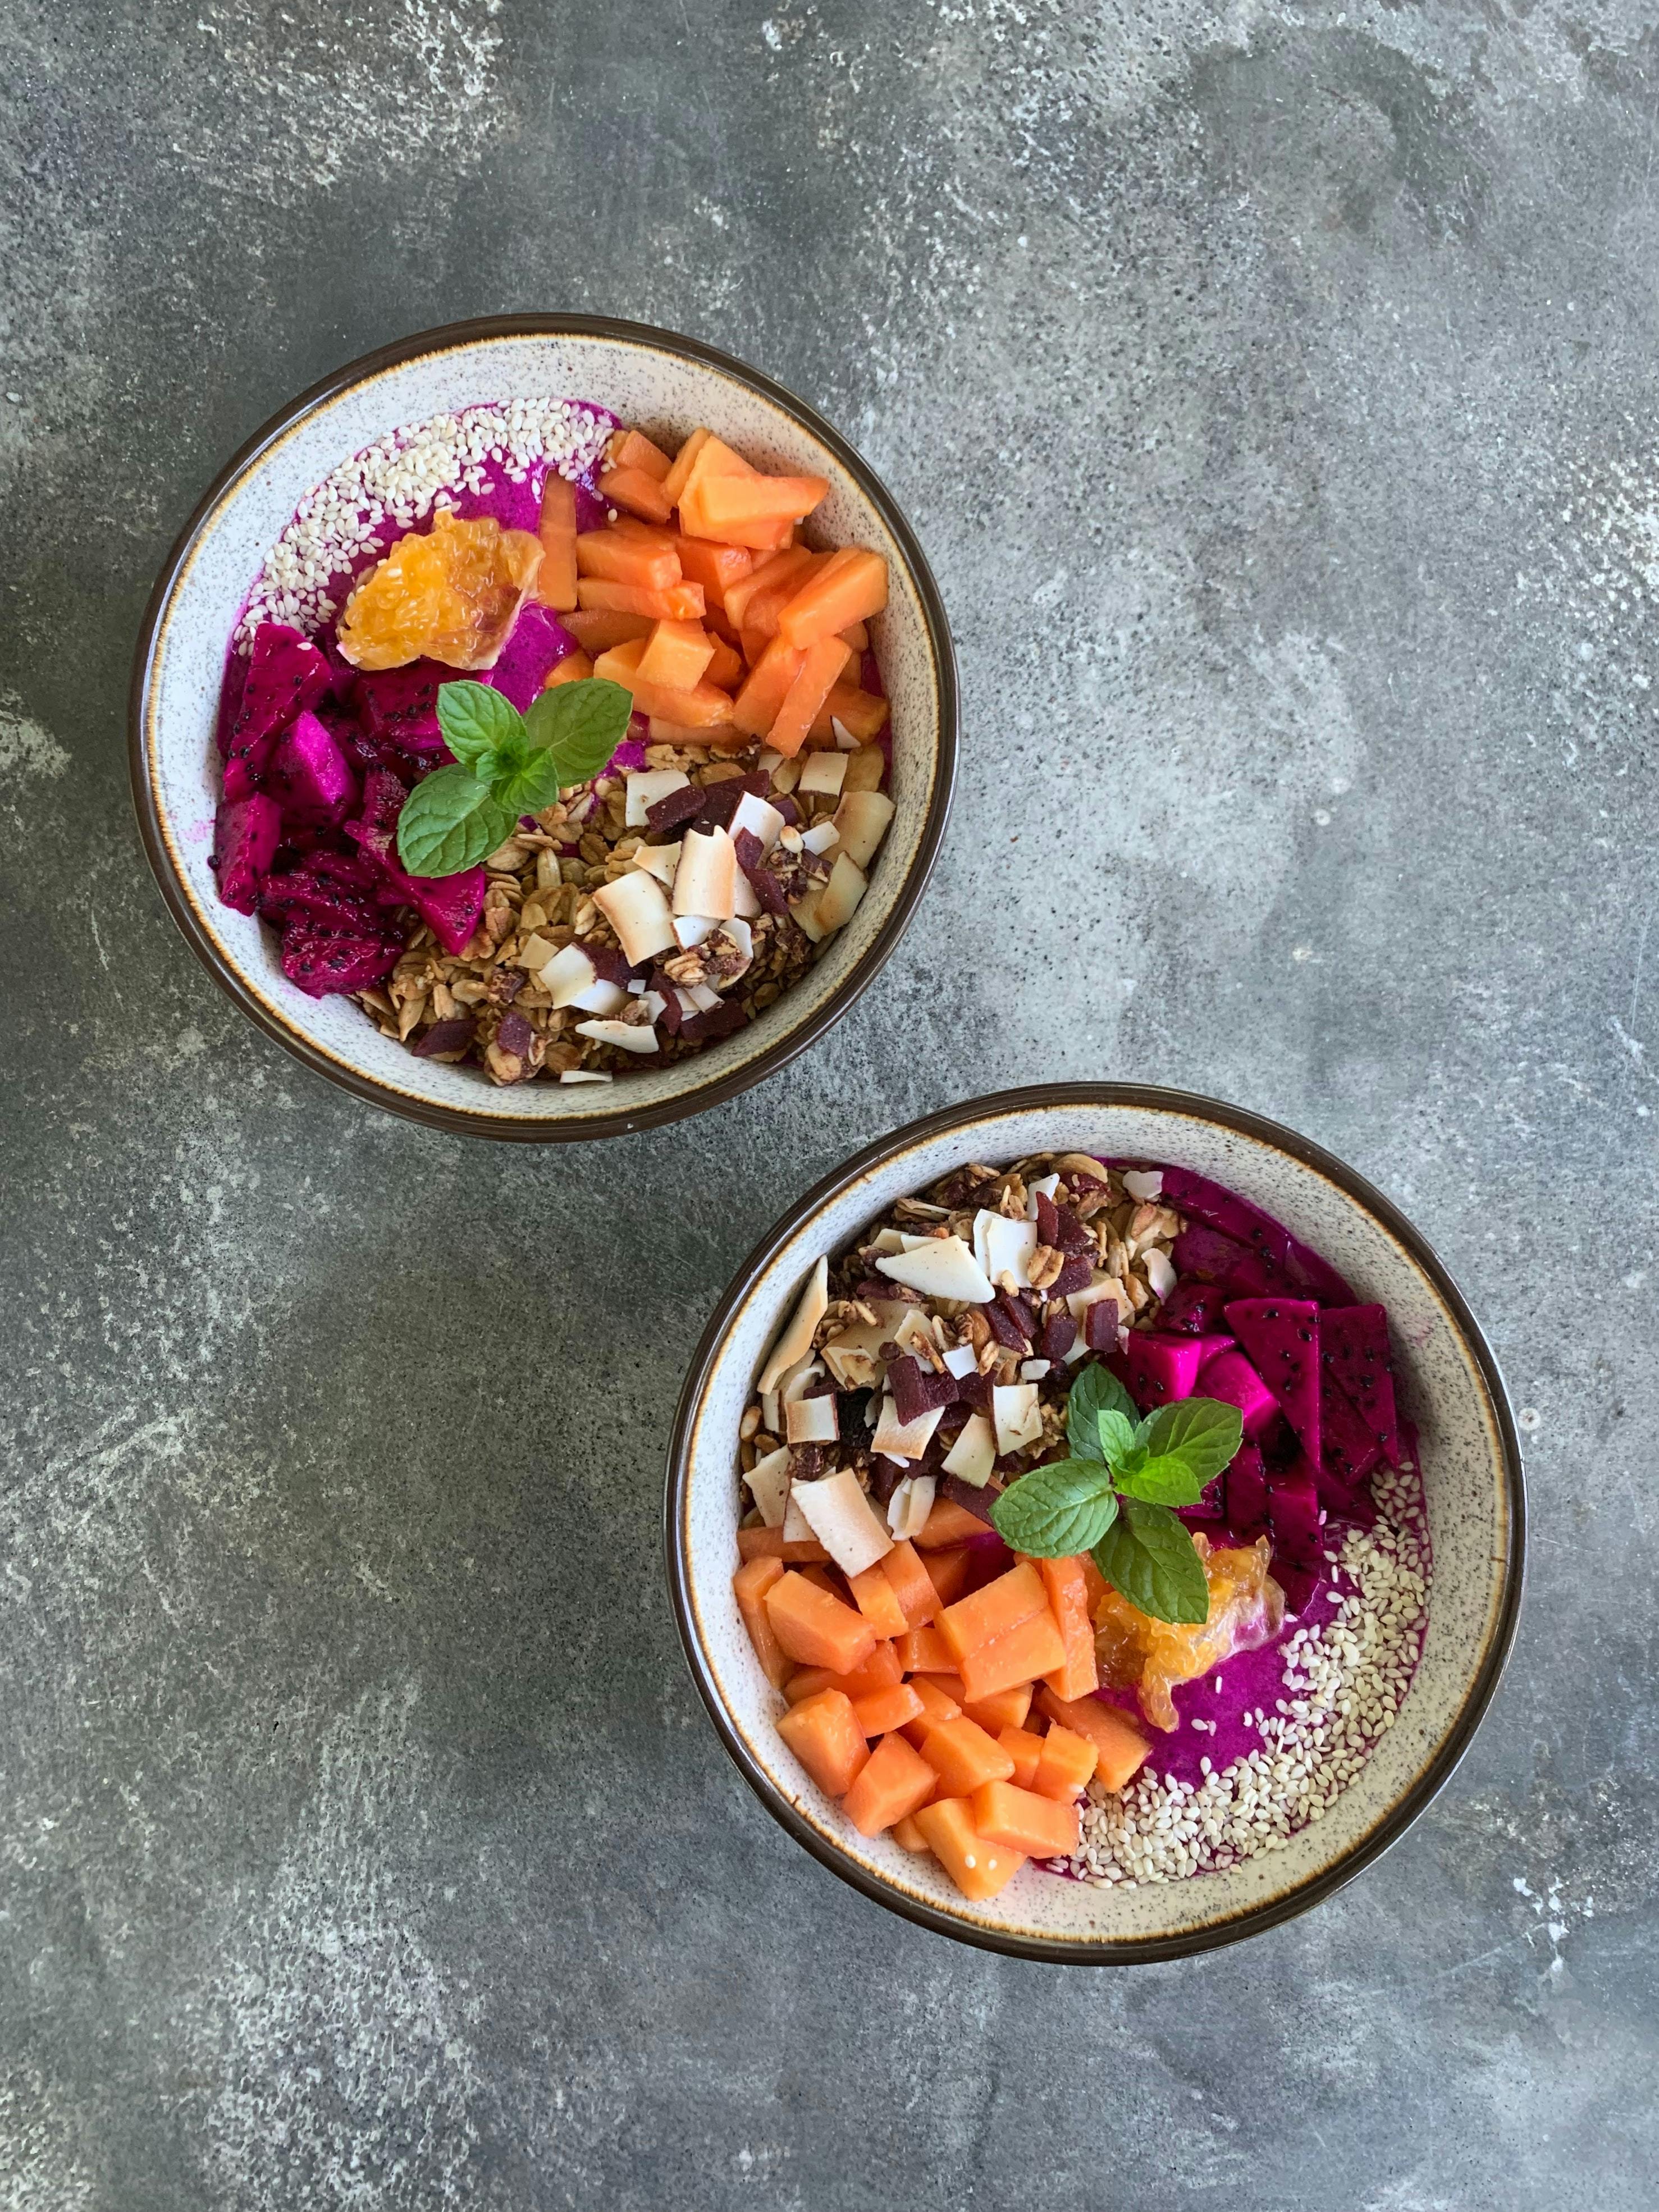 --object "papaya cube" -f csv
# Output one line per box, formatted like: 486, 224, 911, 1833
1031, 1722, 1100, 1803
891, 1812, 932, 1853
694, 470, 830, 532
775, 1689, 869, 1797
938, 1562, 1048, 1669
561, 609, 653, 653
576, 576, 706, 621
913, 1797, 1026, 1901
769, 636, 853, 759
784, 1640, 901, 1703
914, 1498, 991, 1549
732, 1555, 790, 1689
962, 1681, 1033, 1734
703, 634, 744, 691
958, 1608, 1068, 1705
778, 546, 890, 649
661, 426, 713, 506
597, 464, 674, 524
997, 1723, 1047, 1790
917, 1715, 1017, 1797
922, 1545, 973, 1608
848, 1559, 909, 1639
808, 683, 891, 744
894, 1622, 954, 1674
764, 1570, 878, 1675
732, 635, 805, 738
908, 1671, 967, 1706
849, 1682, 925, 1738
971, 1779, 1080, 1861
741, 552, 833, 643
879, 1538, 939, 1628
574, 531, 682, 589
898, 1675, 962, 1748
542, 650, 595, 689
606, 427, 674, 481
671, 533, 754, 610
724, 547, 815, 630
1036, 1688, 1151, 1795
535, 473, 578, 611
736, 1525, 829, 1564
1036, 1555, 1100, 1703
637, 619, 715, 691
592, 637, 735, 728
839, 619, 869, 652
842, 1730, 937, 1836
